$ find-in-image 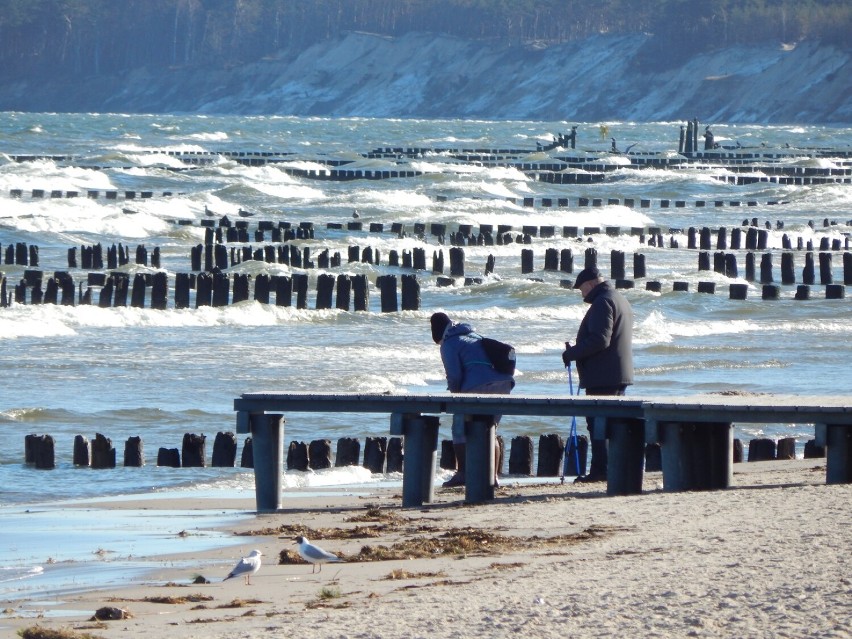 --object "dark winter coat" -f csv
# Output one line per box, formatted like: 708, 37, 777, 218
563, 281, 634, 390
